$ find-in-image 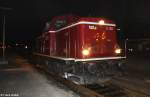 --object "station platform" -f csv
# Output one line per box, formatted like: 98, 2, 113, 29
0, 54, 80, 97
